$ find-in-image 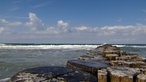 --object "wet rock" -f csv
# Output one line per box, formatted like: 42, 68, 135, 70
67, 60, 109, 74
10, 66, 97, 82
